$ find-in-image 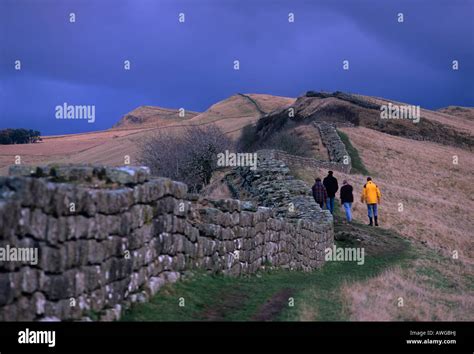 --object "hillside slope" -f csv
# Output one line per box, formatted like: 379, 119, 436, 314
0, 93, 294, 174
113, 106, 200, 129
188, 94, 294, 137
360, 97, 474, 135
254, 92, 474, 150
0, 92, 471, 175
0, 92, 472, 321
291, 125, 473, 320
